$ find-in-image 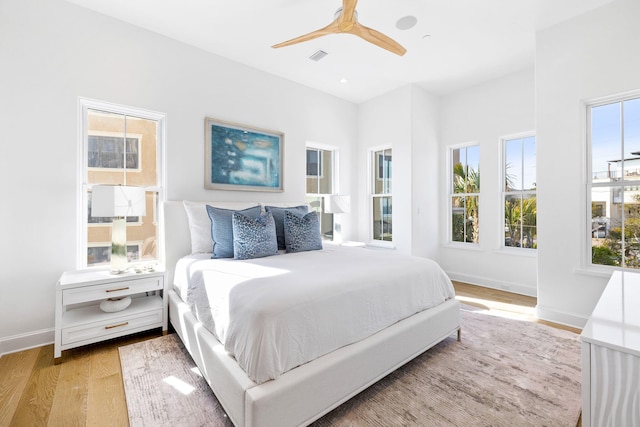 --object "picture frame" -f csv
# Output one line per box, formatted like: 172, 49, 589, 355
205, 118, 284, 192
